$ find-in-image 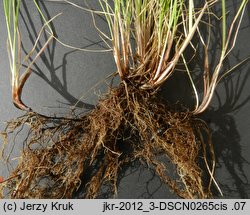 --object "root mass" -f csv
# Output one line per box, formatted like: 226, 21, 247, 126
0, 83, 214, 199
